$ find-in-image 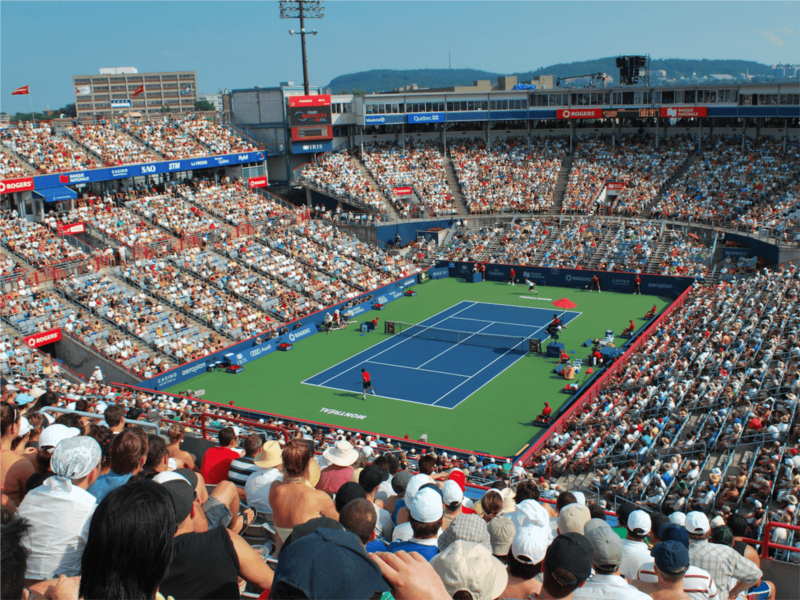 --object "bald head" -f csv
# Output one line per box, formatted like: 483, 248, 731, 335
339, 498, 377, 545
